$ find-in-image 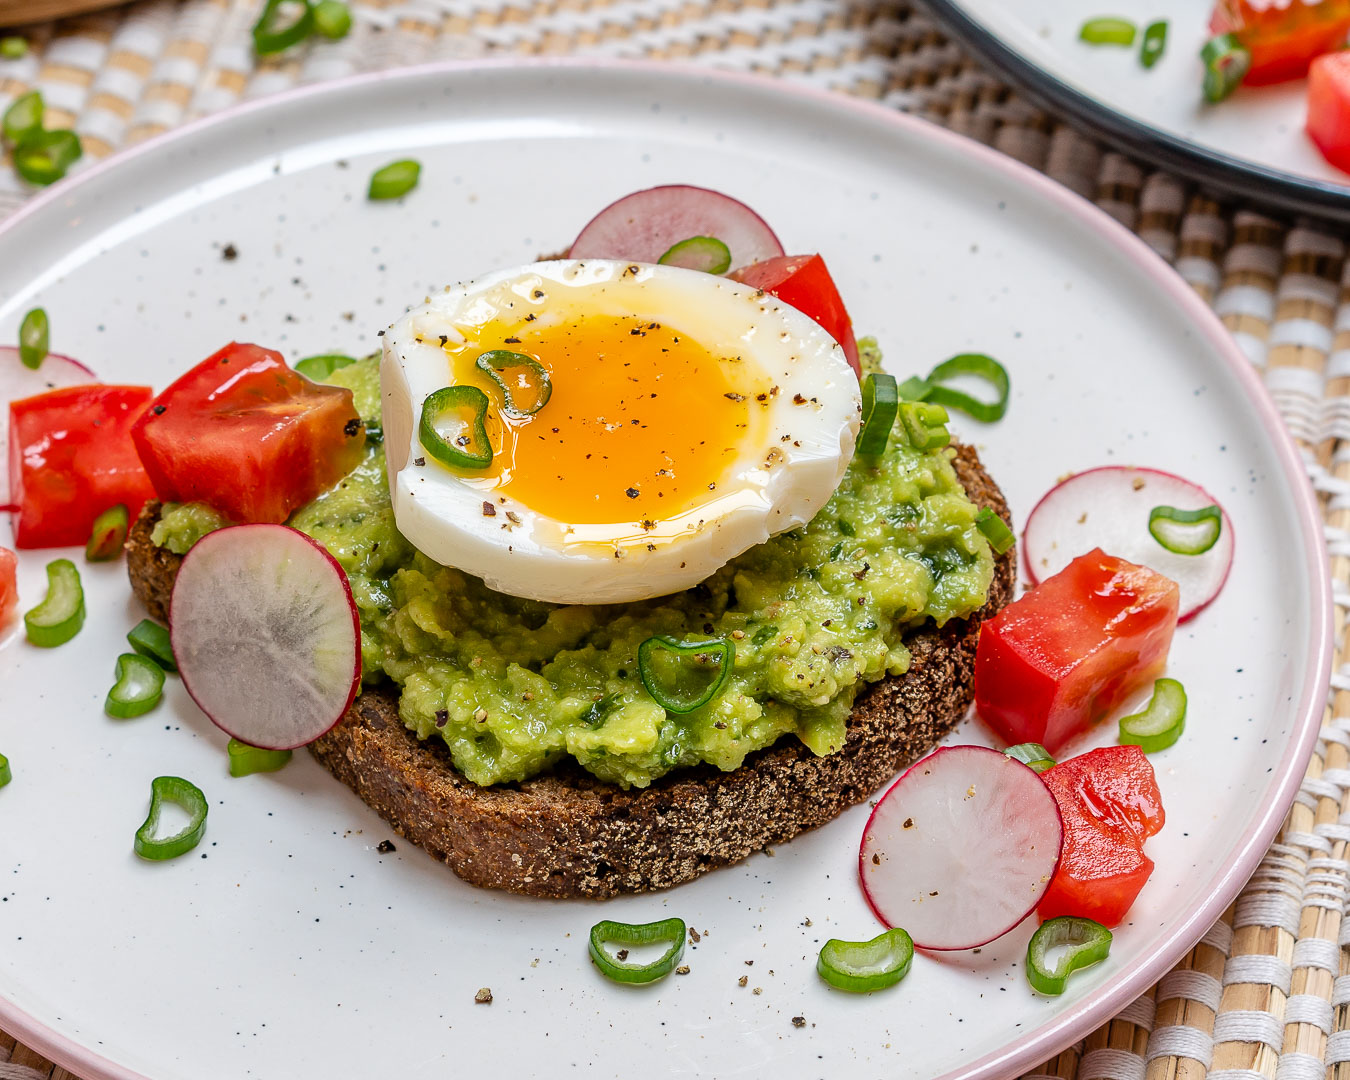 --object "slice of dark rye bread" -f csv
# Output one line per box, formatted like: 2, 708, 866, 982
126, 443, 1015, 899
